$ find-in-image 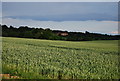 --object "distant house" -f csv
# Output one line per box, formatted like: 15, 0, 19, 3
52, 30, 68, 36
59, 32, 68, 36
